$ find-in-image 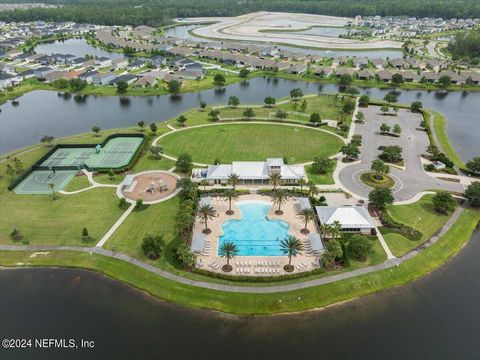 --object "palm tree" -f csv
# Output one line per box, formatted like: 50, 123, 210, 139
308, 181, 319, 198
218, 241, 239, 272
48, 182, 57, 200
298, 178, 307, 192
330, 220, 342, 239
297, 207, 316, 234
224, 189, 238, 215
319, 223, 332, 238
228, 173, 240, 190
272, 189, 288, 215
197, 204, 216, 234
269, 171, 282, 190
280, 235, 304, 272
